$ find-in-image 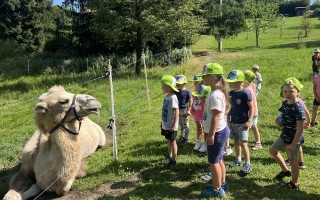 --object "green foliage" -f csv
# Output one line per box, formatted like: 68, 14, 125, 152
0, 40, 25, 61
301, 11, 313, 37
244, 0, 280, 47
279, 0, 309, 16
0, 0, 53, 52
